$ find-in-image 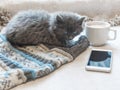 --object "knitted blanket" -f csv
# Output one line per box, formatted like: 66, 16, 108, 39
0, 34, 89, 90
